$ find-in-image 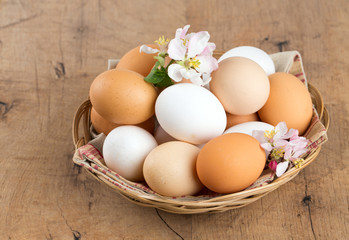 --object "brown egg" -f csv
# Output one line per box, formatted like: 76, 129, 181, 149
197, 133, 266, 194
210, 57, 270, 115
91, 107, 155, 135
143, 141, 203, 197
258, 72, 313, 135
116, 44, 159, 77
89, 69, 158, 124
226, 112, 260, 129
